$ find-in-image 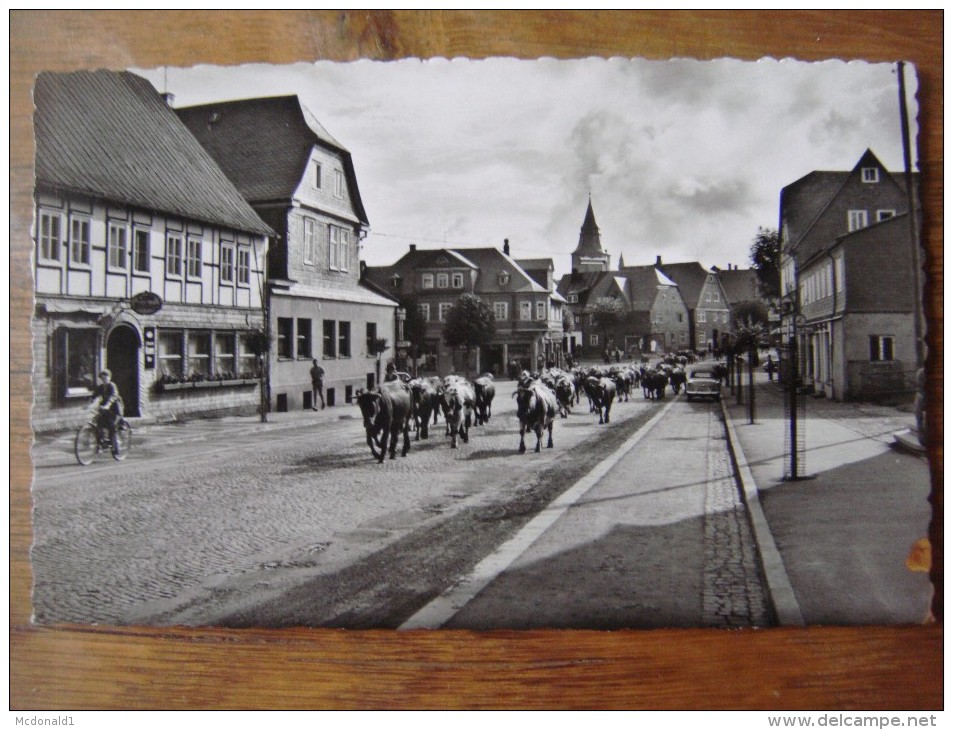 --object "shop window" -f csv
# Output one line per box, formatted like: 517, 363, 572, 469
55, 328, 98, 398
277, 318, 294, 359
323, 320, 337, 358
239, 334, 260, 378
338, 321, 351, 358
158, 331, 184, 378
214, 333, 236, 378
187, 332, 210, 377
297, 318, 312, 359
